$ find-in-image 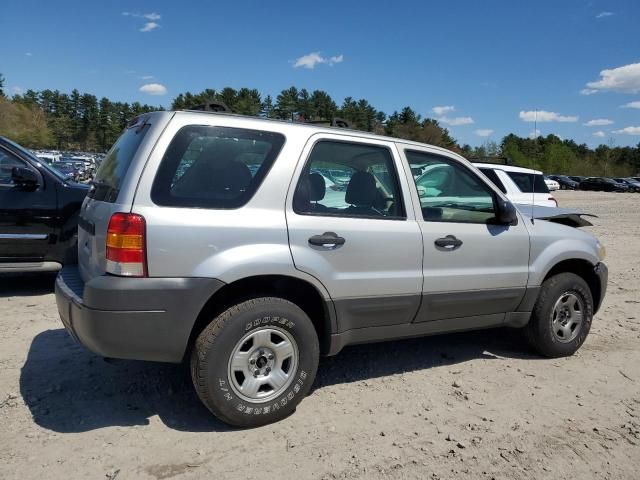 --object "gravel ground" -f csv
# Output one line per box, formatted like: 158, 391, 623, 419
1, 190, 639, 480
